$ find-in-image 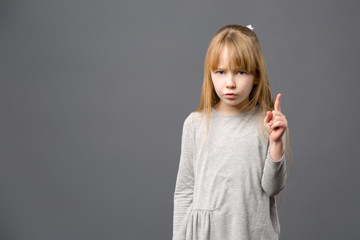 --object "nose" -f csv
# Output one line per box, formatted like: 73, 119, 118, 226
225, 74, 236, 88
